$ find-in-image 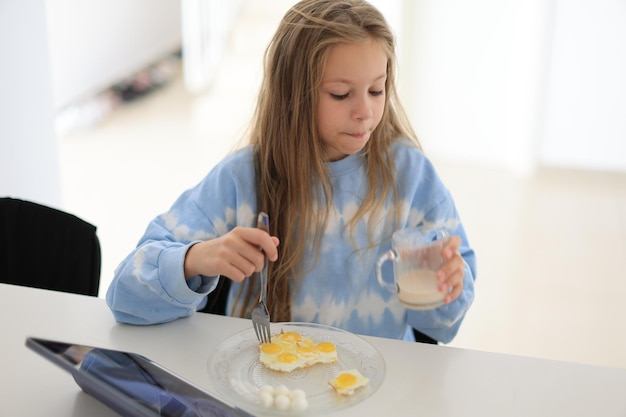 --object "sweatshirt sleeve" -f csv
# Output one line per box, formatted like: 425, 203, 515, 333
105, 194, 219, 325
401, 149, 477, 344
106, 148, 257, 325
